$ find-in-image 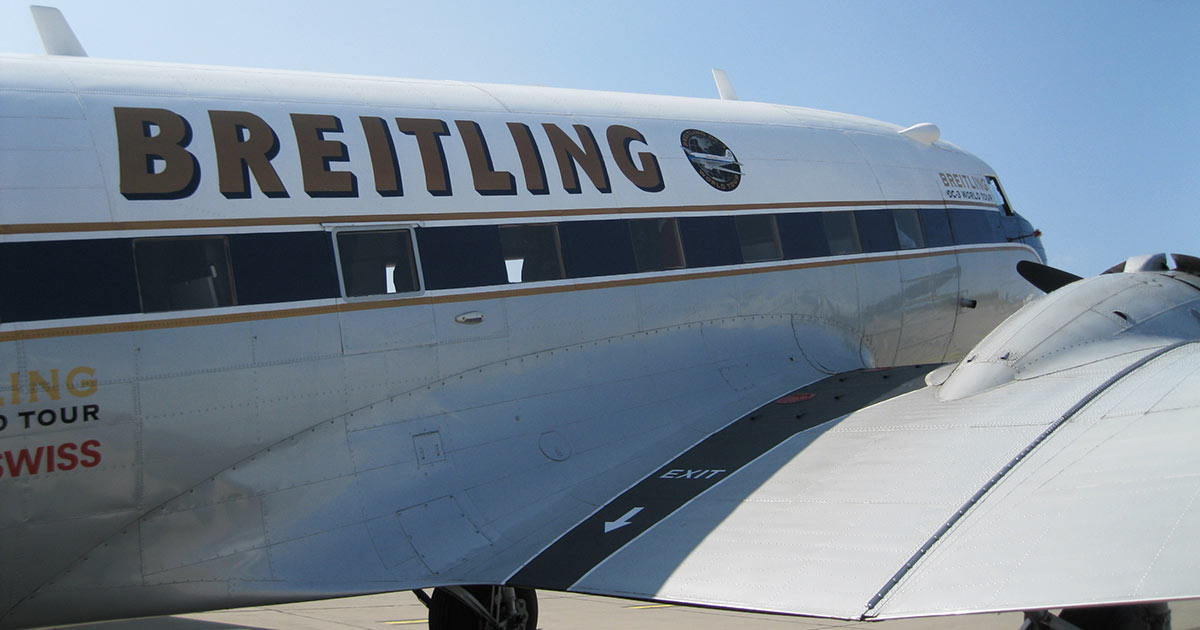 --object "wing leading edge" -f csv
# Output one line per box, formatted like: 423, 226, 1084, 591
509, 269, 1200, 620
